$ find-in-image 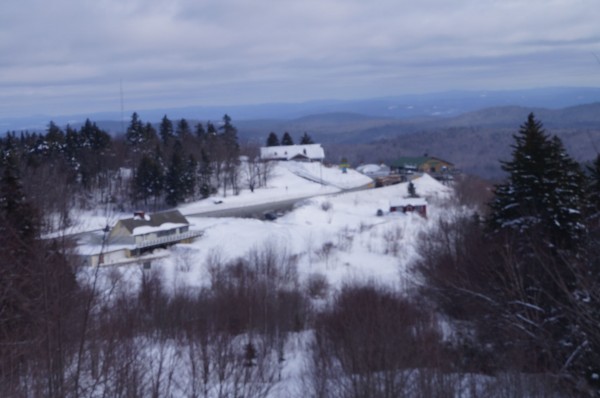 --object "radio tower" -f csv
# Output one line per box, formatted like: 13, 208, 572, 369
120, 79, 125, 134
